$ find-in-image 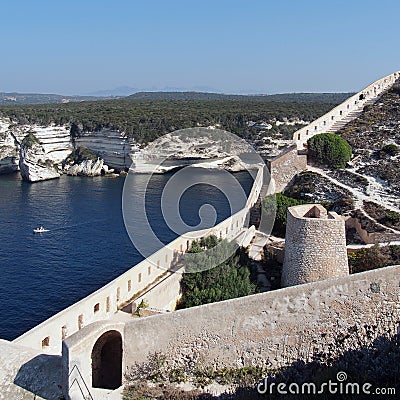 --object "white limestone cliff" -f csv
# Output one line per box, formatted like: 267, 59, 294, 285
0, 130, 19, 173
130, 132, 253, 173
75, 130, 140, 170
0, 117, 73, 176
19, 133, 60, 182
0, 120, 19, 173
1, 118, 253, 178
